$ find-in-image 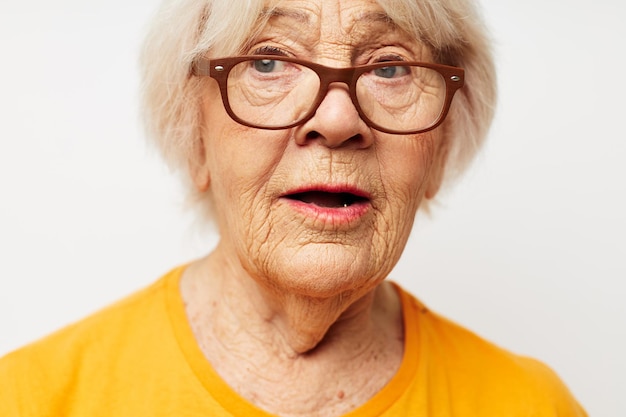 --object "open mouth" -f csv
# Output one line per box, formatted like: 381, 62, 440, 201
284, 191, 369, 208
